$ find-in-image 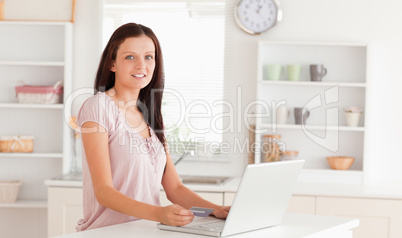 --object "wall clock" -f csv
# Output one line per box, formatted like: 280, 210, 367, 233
234, 0, 282, 35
